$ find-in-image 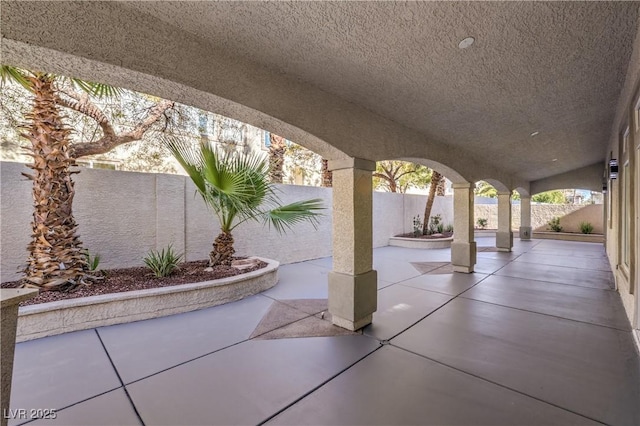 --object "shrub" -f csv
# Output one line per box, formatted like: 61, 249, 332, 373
82, 249, 101, 271
412, 215, 422, 237
428, 214, 442, 234
476, 218, 488, 229
445, 224, 454, 233
548, 217, 563, 232
144, 245, 183, 278
436, 223, 445, 233
579, 221, 594, 234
